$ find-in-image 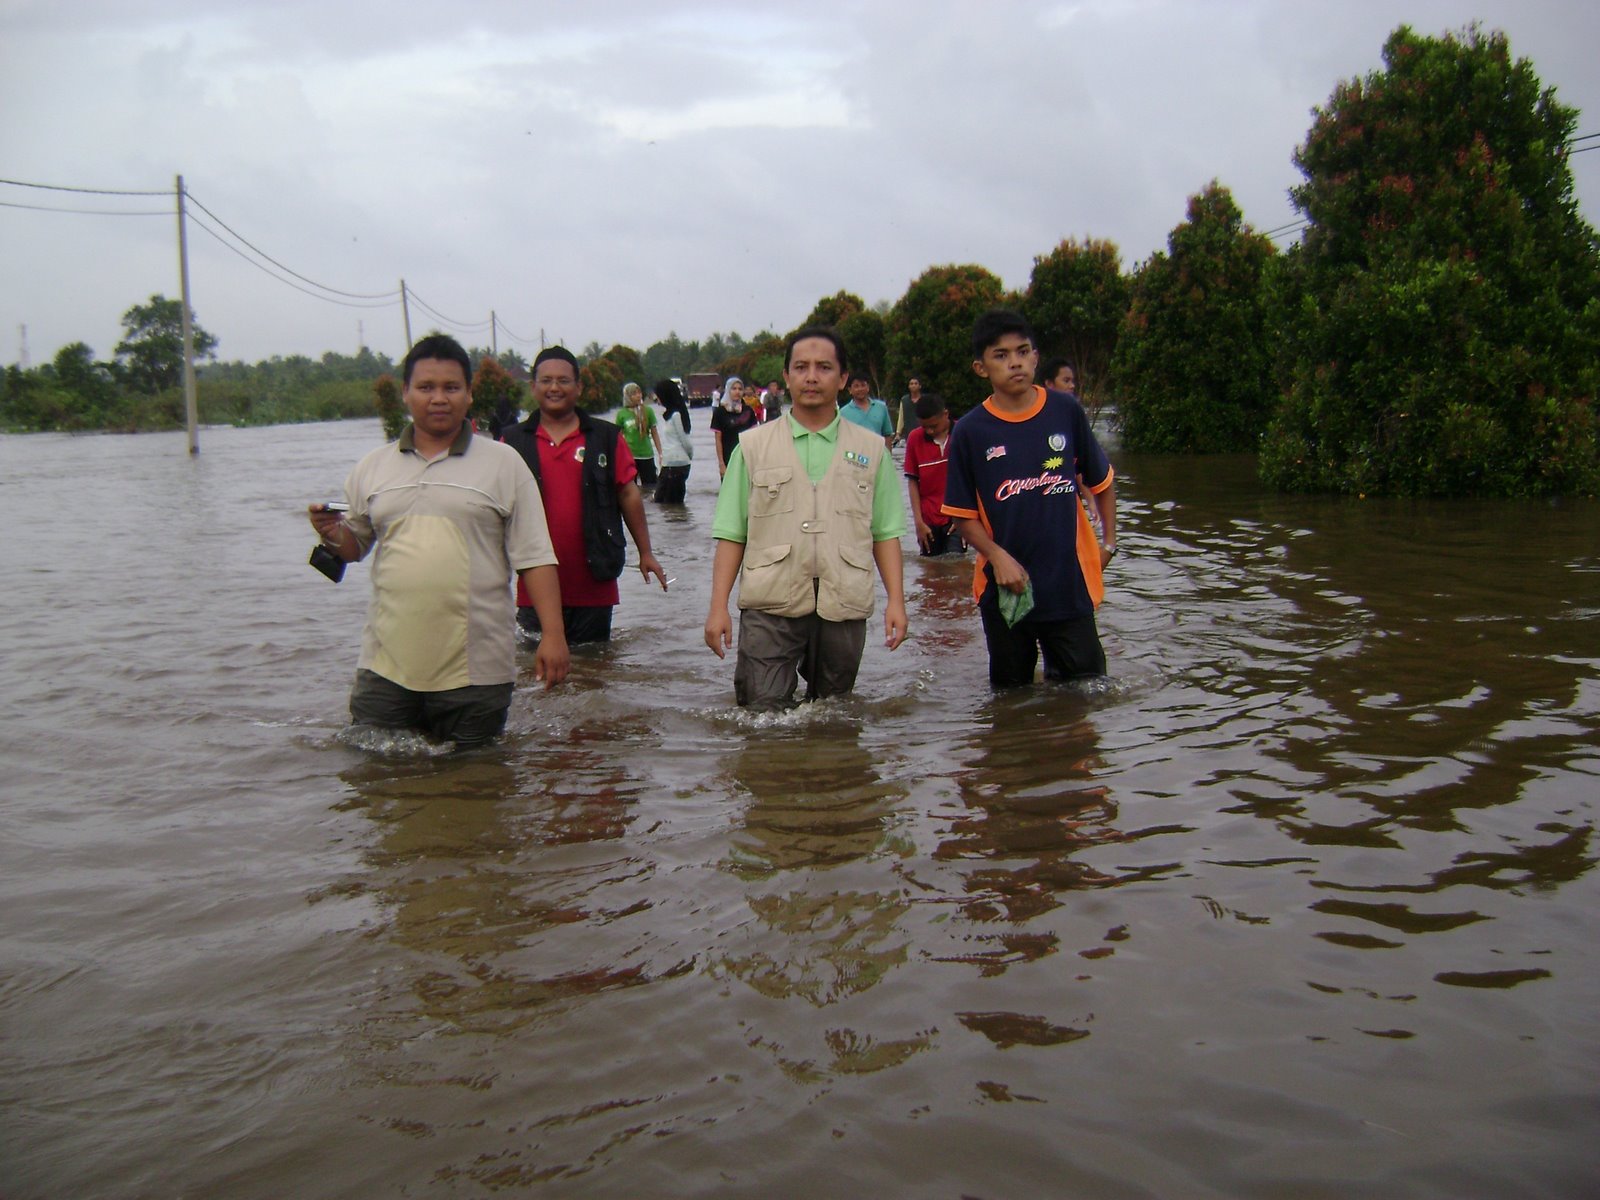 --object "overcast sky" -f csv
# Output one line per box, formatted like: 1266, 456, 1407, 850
3, 0, 1596, 368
